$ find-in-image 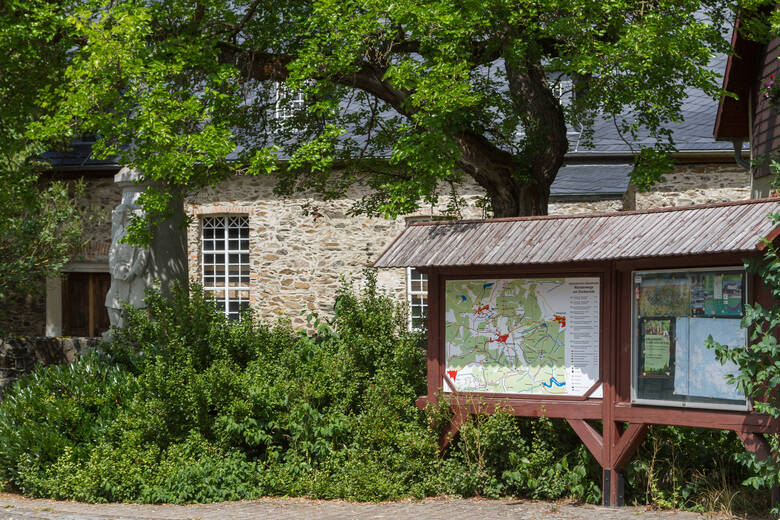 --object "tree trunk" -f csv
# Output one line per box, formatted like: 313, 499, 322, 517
455, 132, 552, 218
489, 179, 550, 218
